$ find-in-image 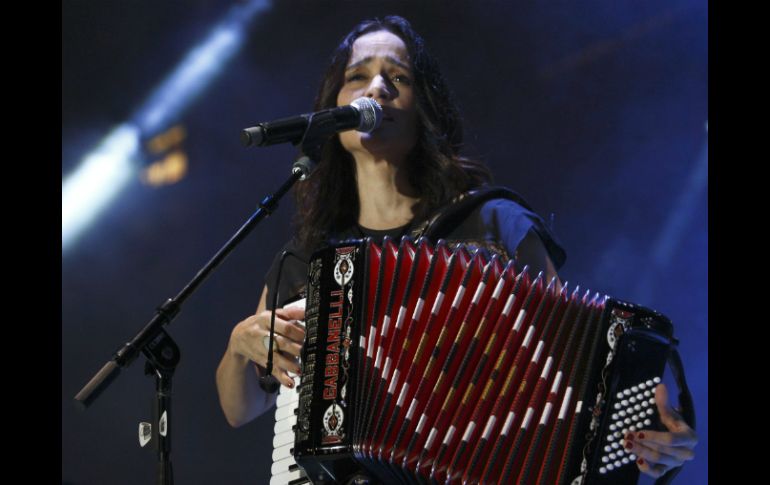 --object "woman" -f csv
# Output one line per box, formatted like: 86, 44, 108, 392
216, 15, 695, 480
